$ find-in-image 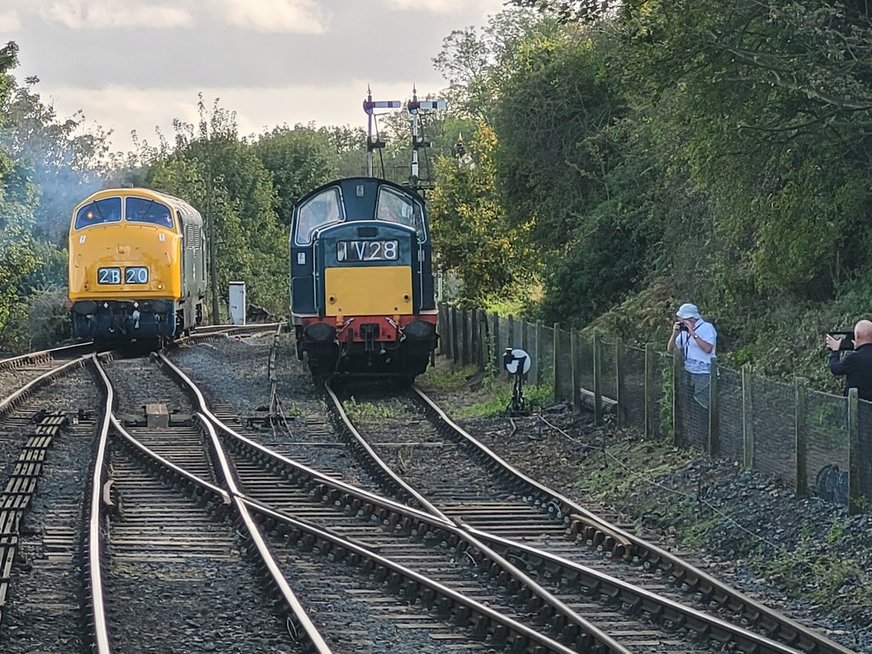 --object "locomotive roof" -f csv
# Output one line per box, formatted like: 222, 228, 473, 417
294, 177, 426, 208
73, 187, 203, 227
